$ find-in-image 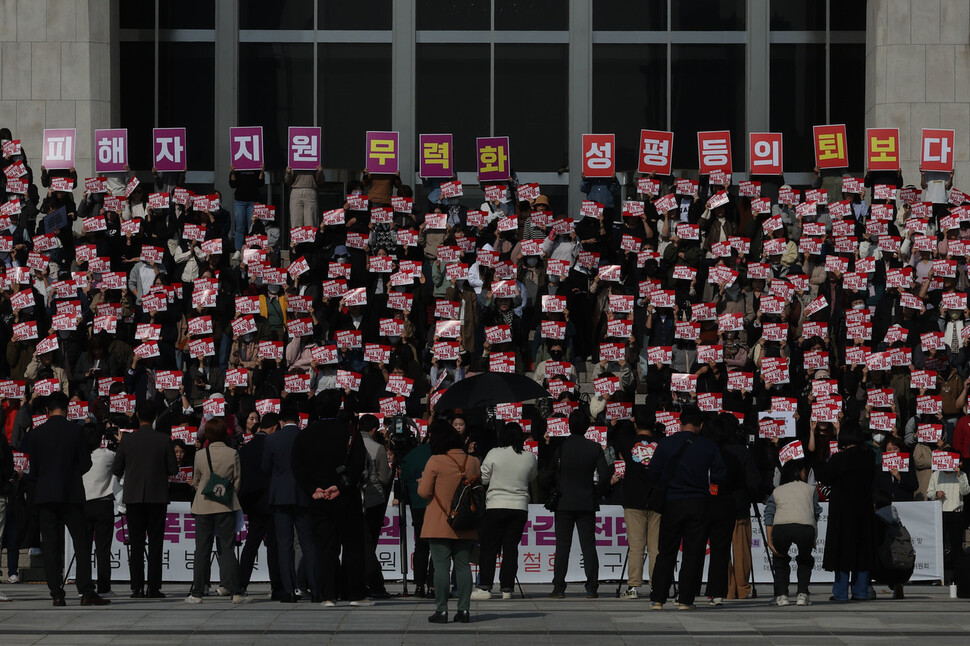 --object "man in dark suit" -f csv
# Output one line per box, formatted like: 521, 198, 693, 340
21, 392, 110, 606
262, 400, 318, 602
646, 405, 726, 609
239, 413, 282, 598
113, 400, 178, 598
549, 409, 611, 599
